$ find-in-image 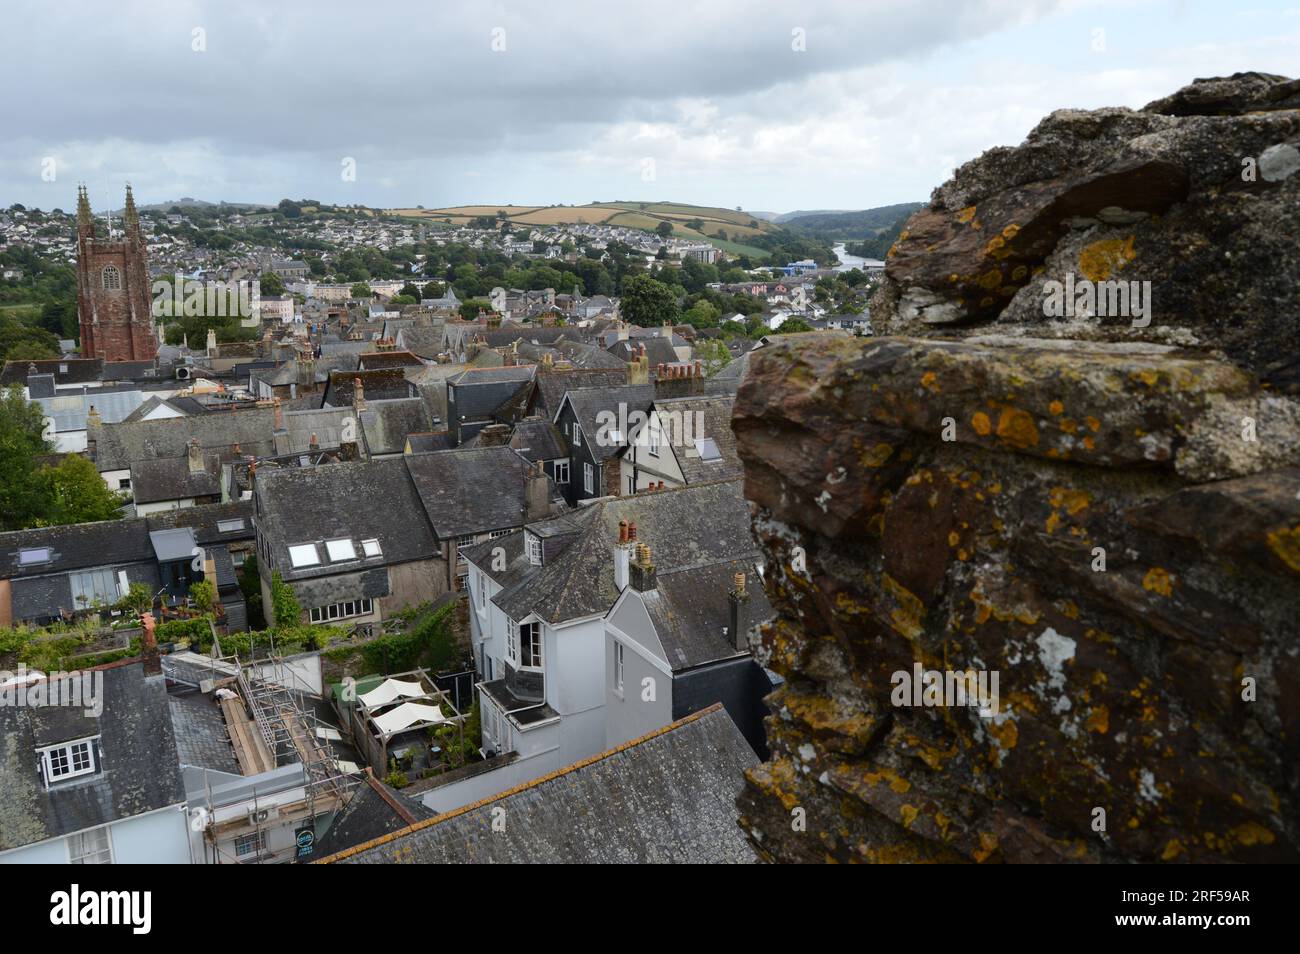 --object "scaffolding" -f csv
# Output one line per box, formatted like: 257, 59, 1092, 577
164, 638, 361, 863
